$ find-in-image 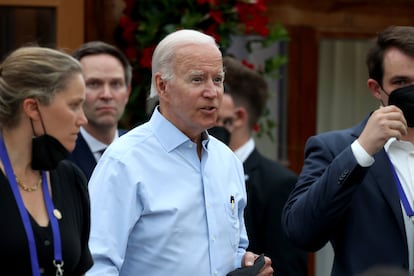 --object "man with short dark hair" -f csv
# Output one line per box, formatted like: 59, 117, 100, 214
283, 26, 414, 275
211, 56, 308, 275
68, 41, 131, 180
